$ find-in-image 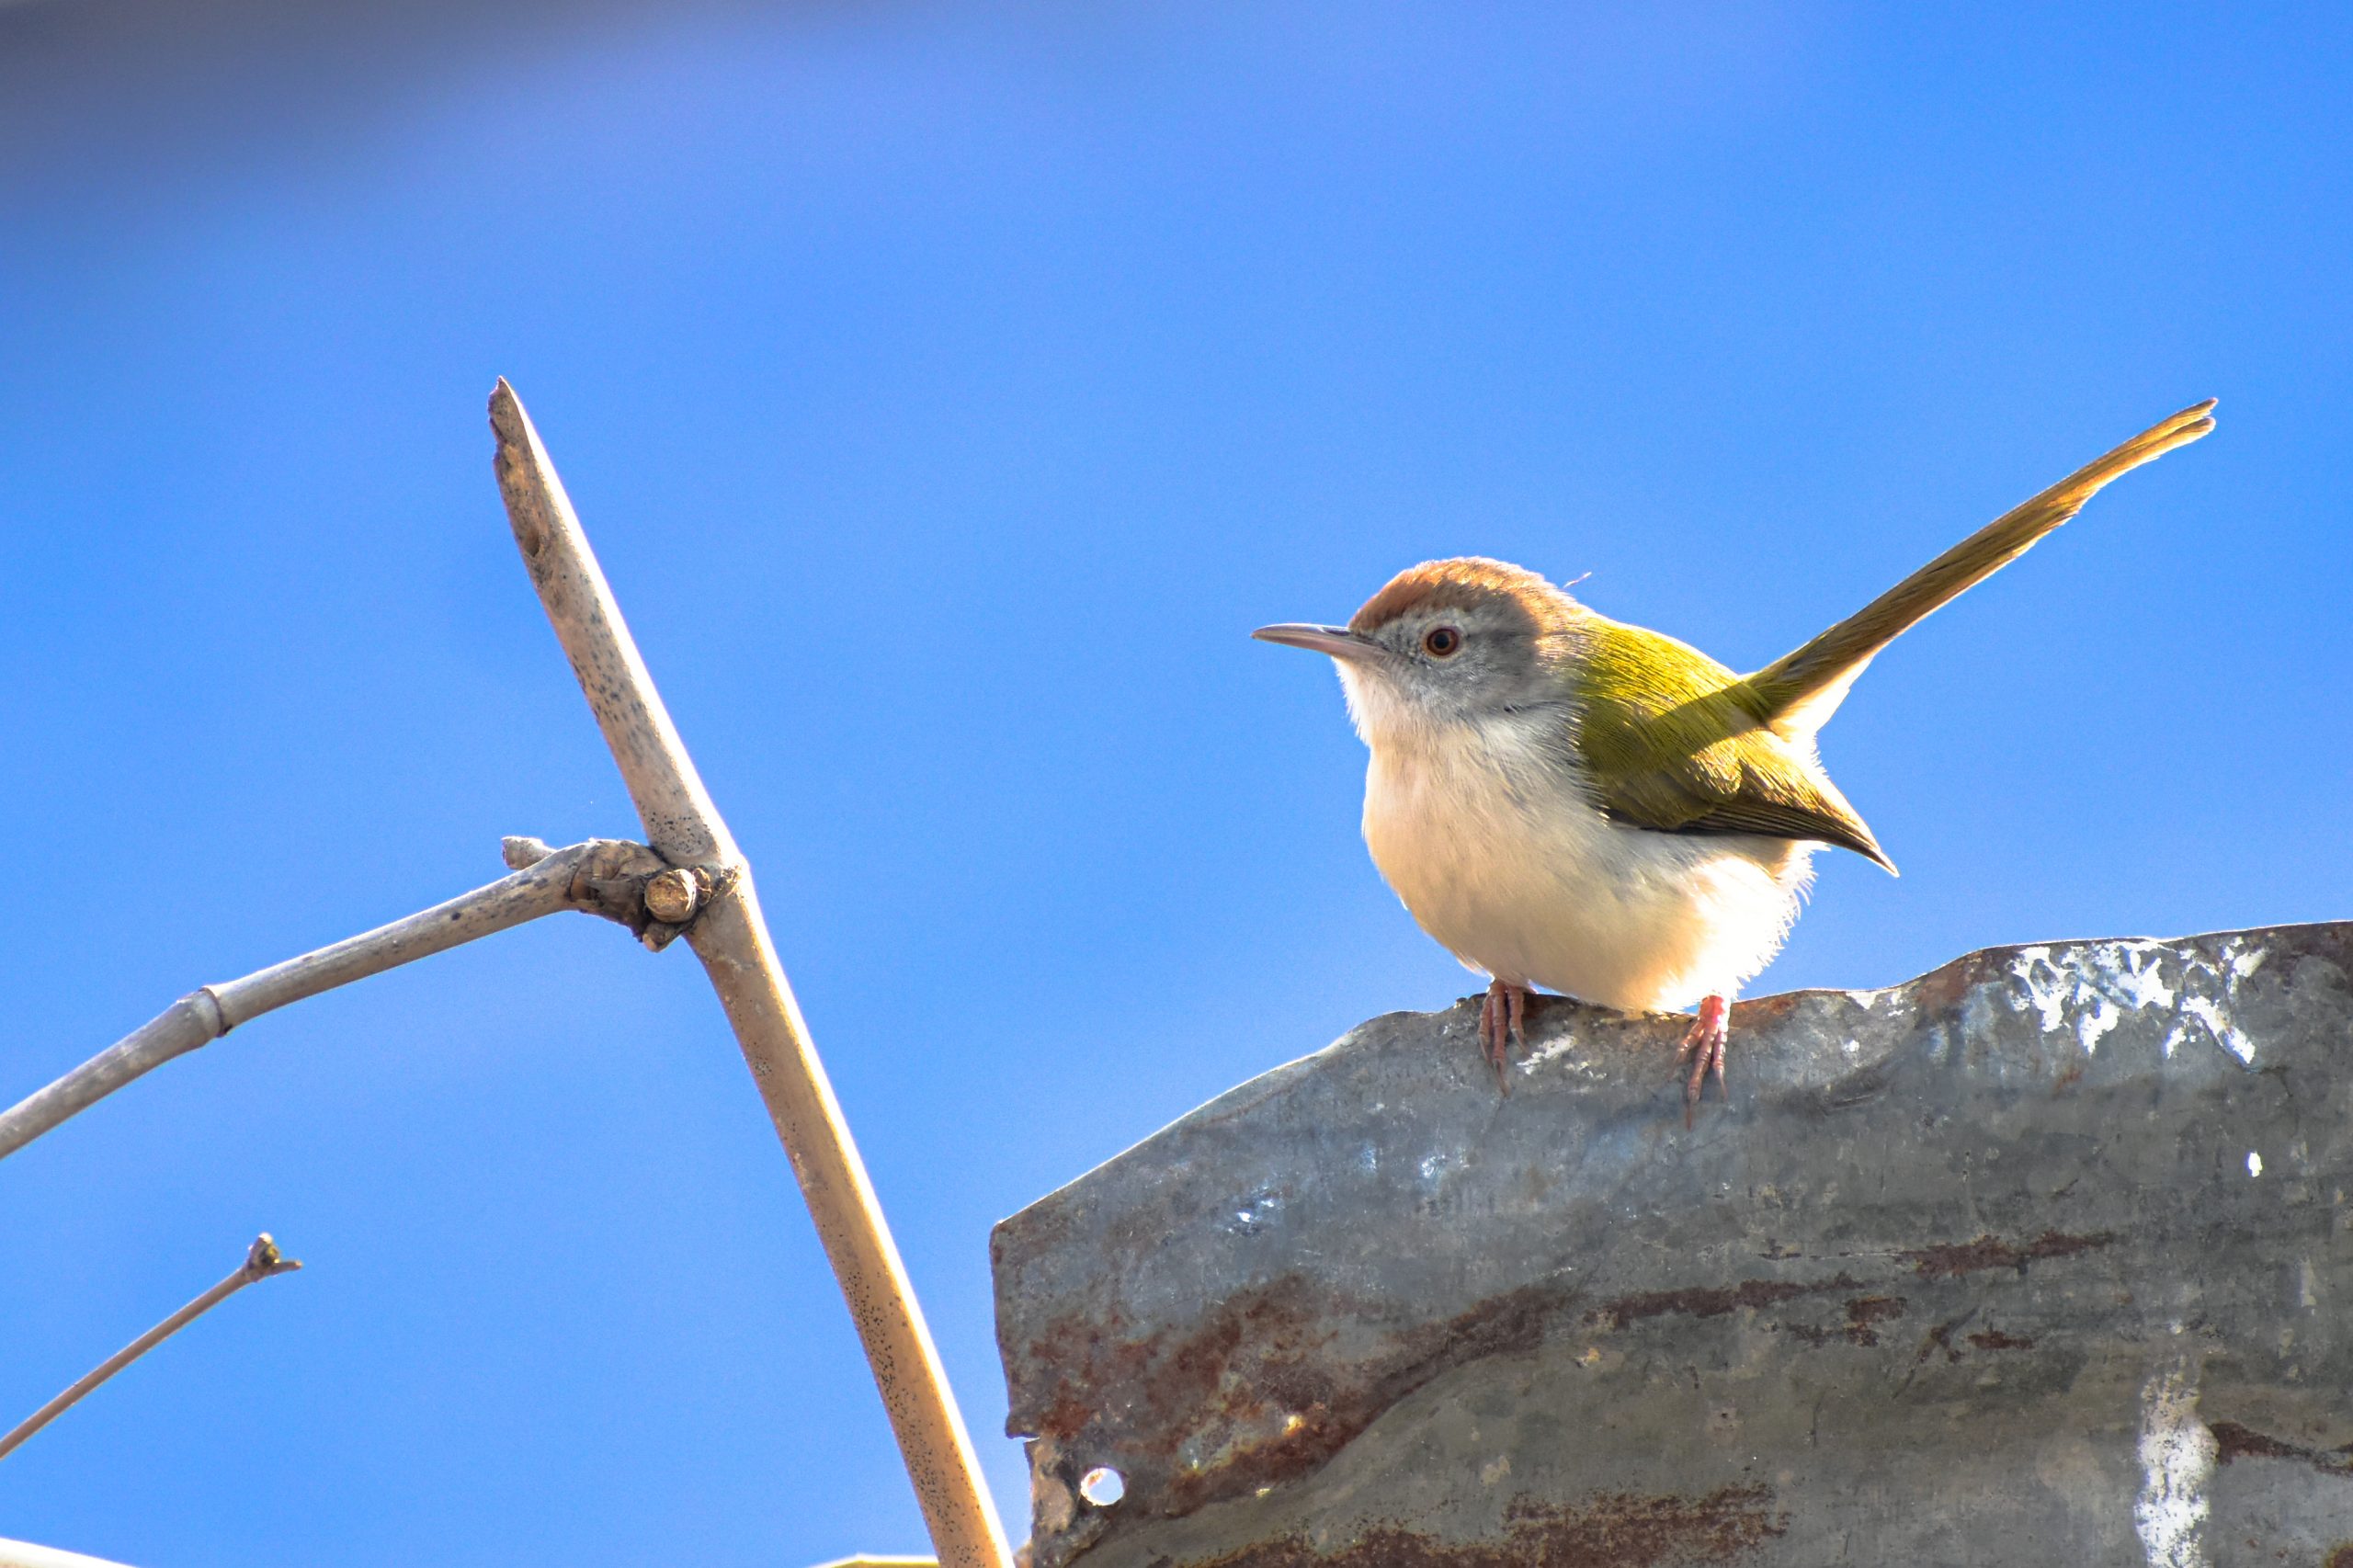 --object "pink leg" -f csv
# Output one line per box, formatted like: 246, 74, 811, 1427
1676, 994, 1732, 1127
1477, 978, 1528, 1094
